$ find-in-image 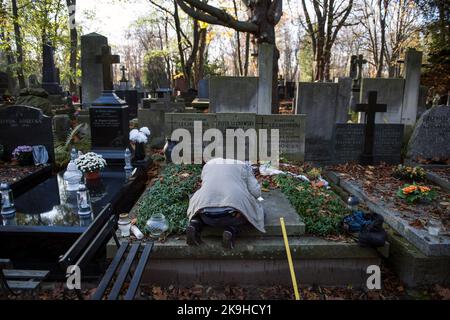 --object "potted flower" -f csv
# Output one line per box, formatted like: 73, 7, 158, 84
75, 152, 107, 182
397, 183, 437, 204
12, 146, 34, 166
129, 127, 151, 161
